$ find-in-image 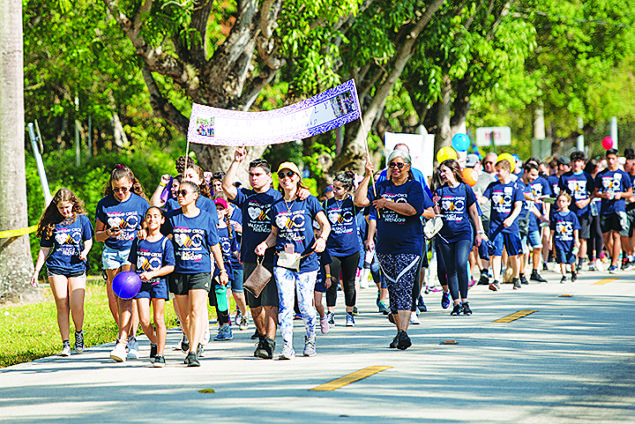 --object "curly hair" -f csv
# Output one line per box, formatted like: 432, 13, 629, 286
103, 164, 145, 198
176, 155, 195, 175
36, 189, 86, 241
334, 170, 356, 191
186, 164, 211, 198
